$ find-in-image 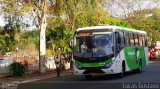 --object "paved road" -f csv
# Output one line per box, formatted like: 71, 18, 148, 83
18, 62, 160, 89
